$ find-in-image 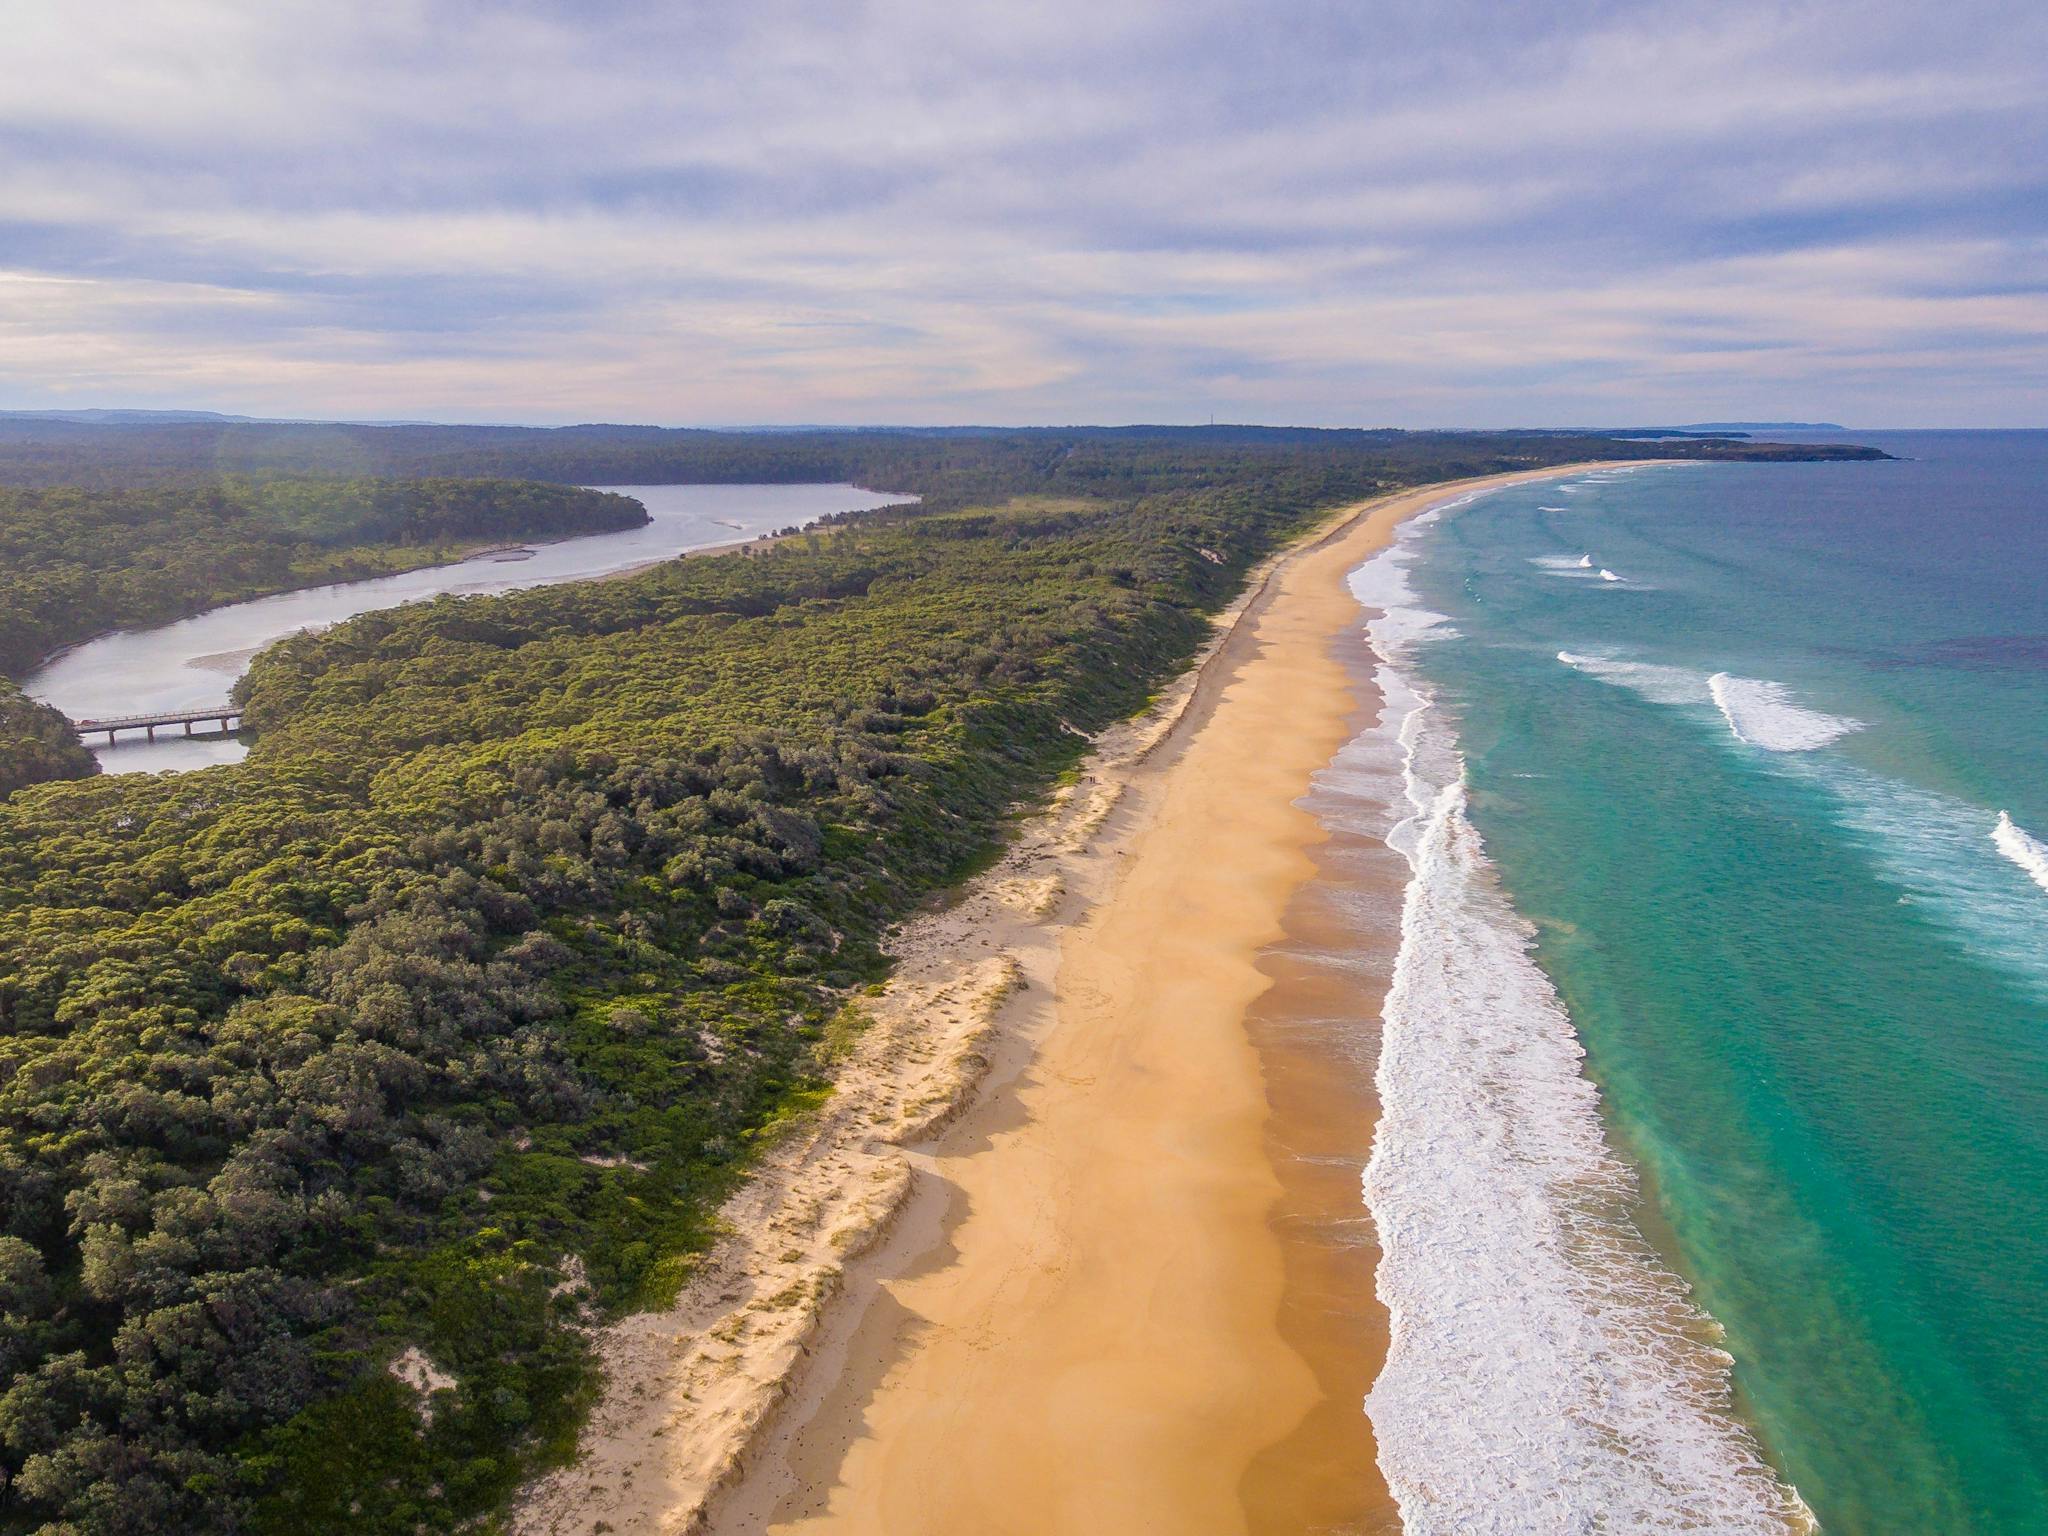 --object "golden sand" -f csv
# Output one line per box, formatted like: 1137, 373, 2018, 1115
711, 474, 1604, 1534
520, 467, 1618, 1536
